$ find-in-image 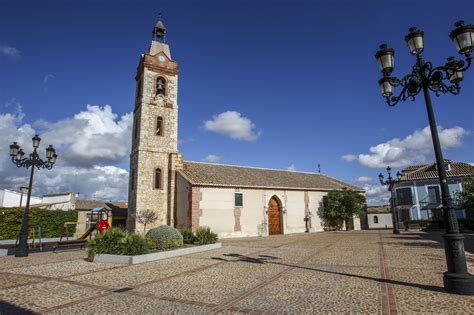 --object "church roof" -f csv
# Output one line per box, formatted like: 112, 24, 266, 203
398, 160, 473, 182
178, 161, 363, 192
